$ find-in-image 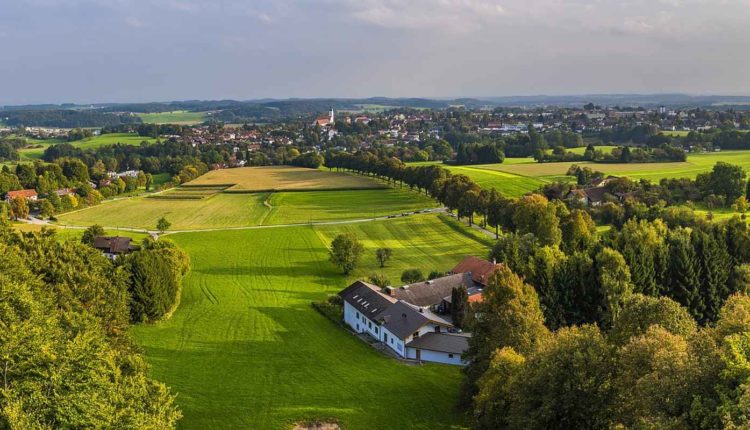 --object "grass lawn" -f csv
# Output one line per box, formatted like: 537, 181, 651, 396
660, 130, 691, 137
18, 145, 50, 161
55, 188, 437, 230
14, 133, 157, 162
437, 150, 750, 193
437, 164, 549, 196
132, 214, 487, 429
72, 132, 157, 150
56, 193, 270, 230
137, 110, 208, 125
566, 145, 617, 155
263, 188, 437, 224
188, 166, 388, 192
